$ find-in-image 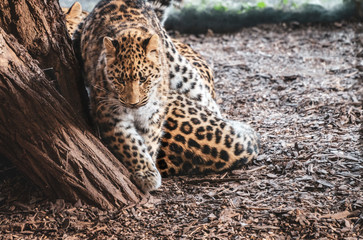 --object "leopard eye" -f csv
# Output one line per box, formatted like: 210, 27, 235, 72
117, 78, 125, 85
140, 76, 147, 84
